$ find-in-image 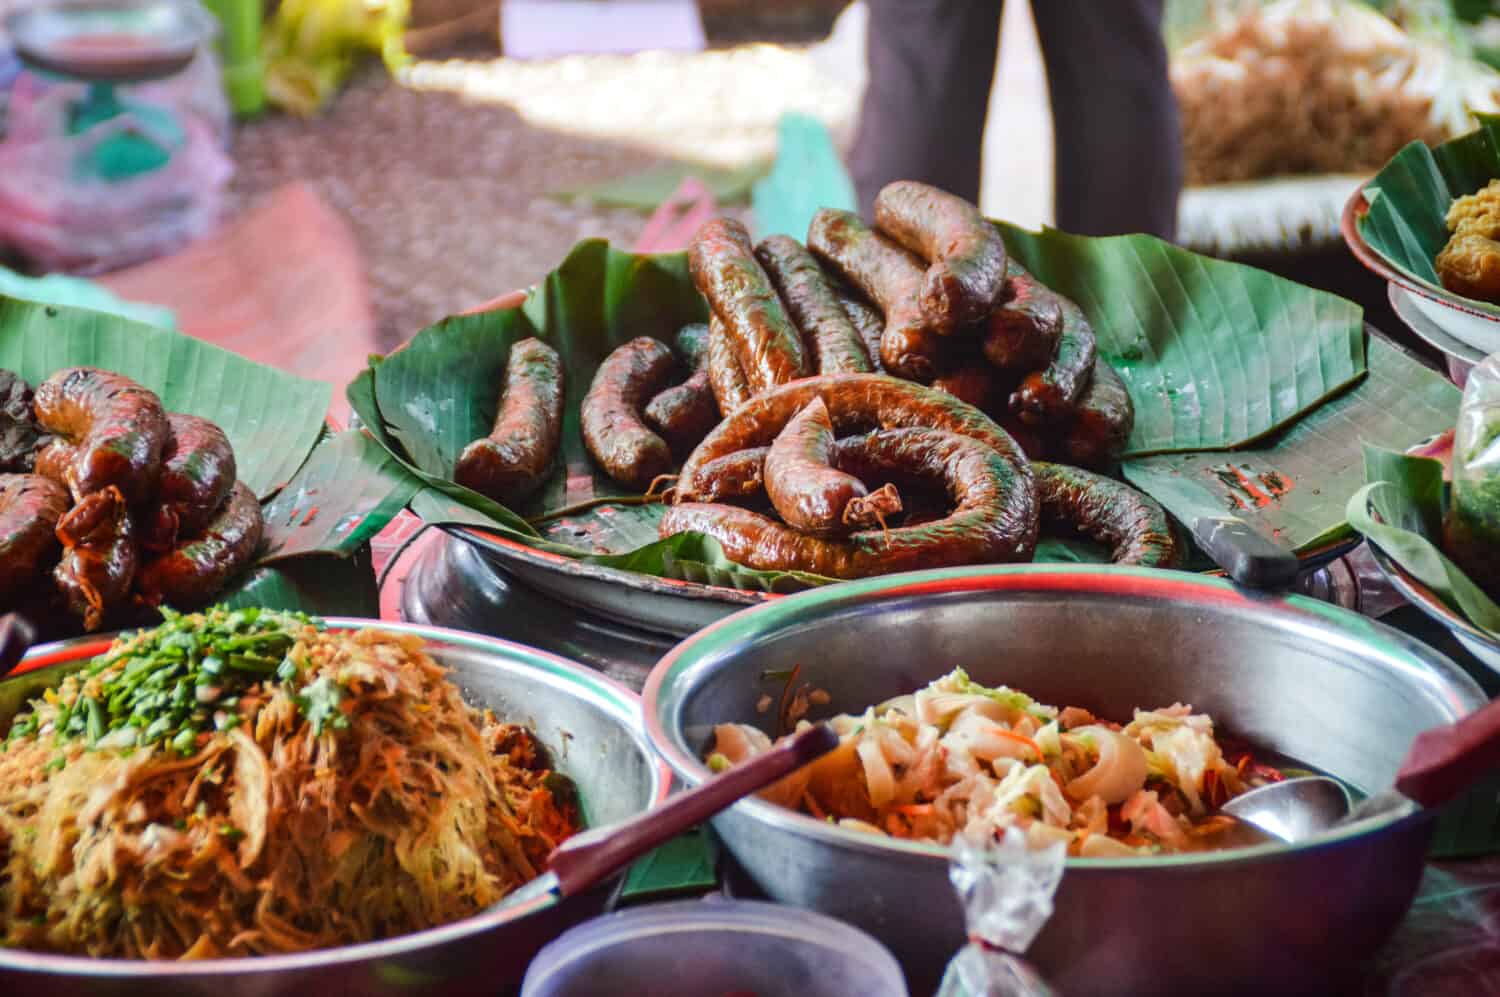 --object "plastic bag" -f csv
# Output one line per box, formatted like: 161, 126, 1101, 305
0, 45, 231, 274
935, 827, 1065, 997
1446, 352, 1500, 598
